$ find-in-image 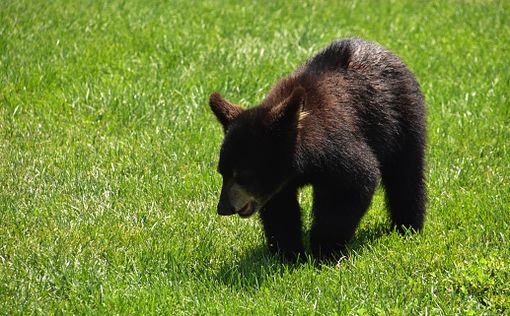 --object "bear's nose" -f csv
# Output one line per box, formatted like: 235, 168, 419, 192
217, 195, 235, 216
